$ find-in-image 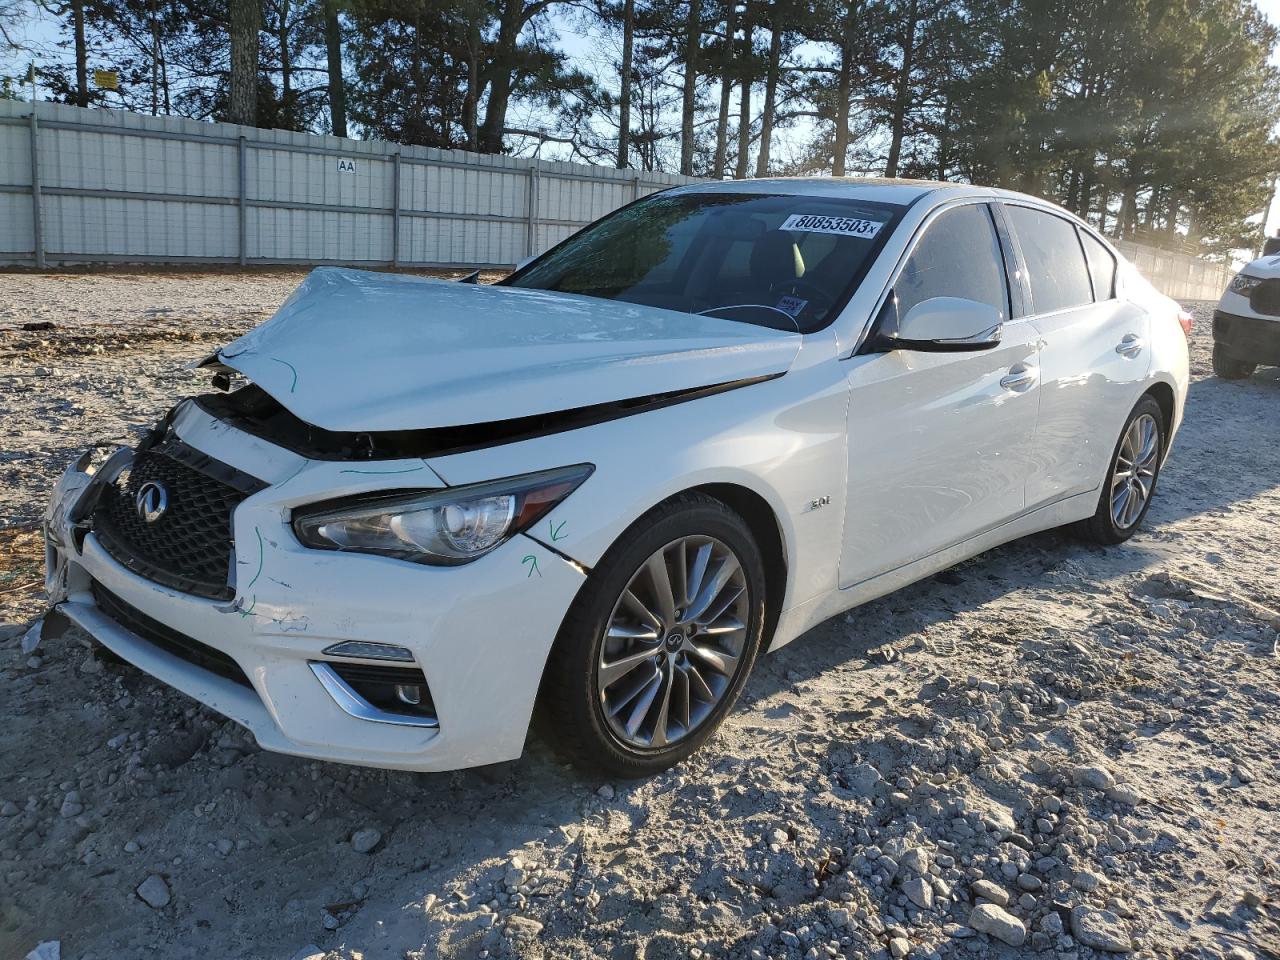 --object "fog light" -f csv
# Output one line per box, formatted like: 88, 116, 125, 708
322, 640, 414, 662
